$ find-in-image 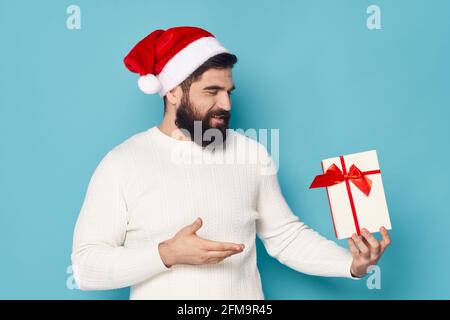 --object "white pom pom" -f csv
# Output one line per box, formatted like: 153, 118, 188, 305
137, 74, 162, 94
